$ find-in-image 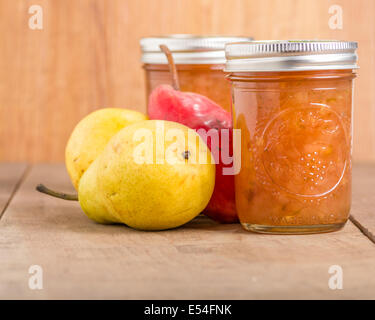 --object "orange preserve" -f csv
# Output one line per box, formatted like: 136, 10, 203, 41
140, 35, 253, 112
225, 41, 358, 234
